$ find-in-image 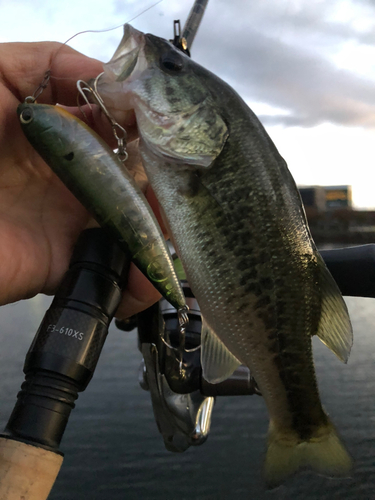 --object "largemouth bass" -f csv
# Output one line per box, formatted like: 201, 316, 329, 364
17, 103, 186, 312
97, 25, 353, 486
